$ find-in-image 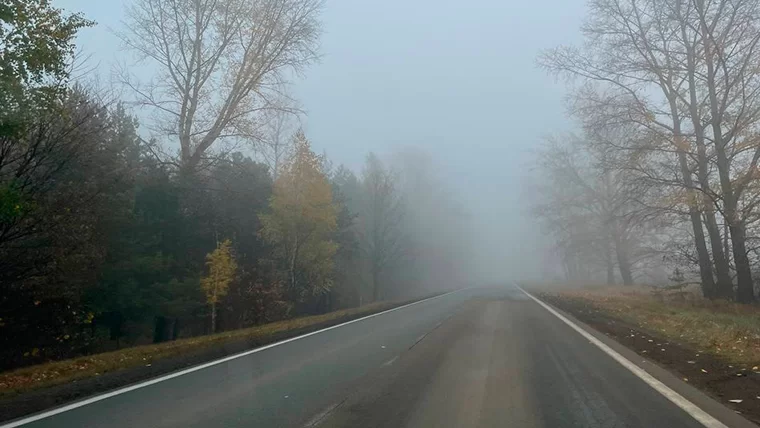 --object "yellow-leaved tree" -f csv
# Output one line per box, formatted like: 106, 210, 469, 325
259, 130, 338, 300
201, 239, 237, 333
